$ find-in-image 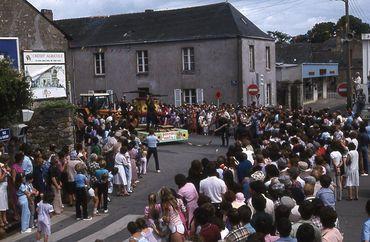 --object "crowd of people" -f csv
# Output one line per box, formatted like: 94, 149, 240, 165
0, 99, 370, 242
0, 100, 164, 241
124, 104, 370, 242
